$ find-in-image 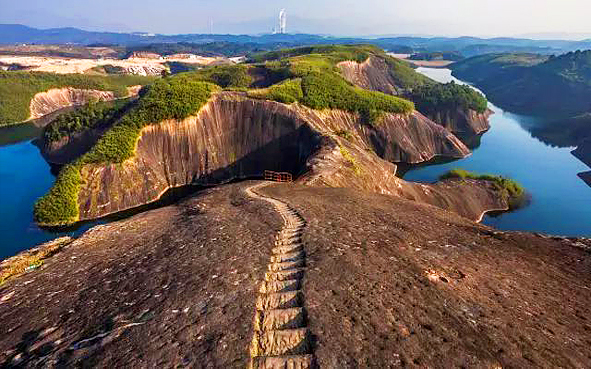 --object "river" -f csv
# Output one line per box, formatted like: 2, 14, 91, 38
407, 67, 591, 236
